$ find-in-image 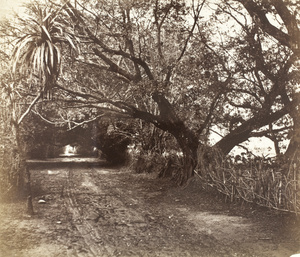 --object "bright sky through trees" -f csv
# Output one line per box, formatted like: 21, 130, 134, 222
0, 0, 27, 19
0, 0, 295, 159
